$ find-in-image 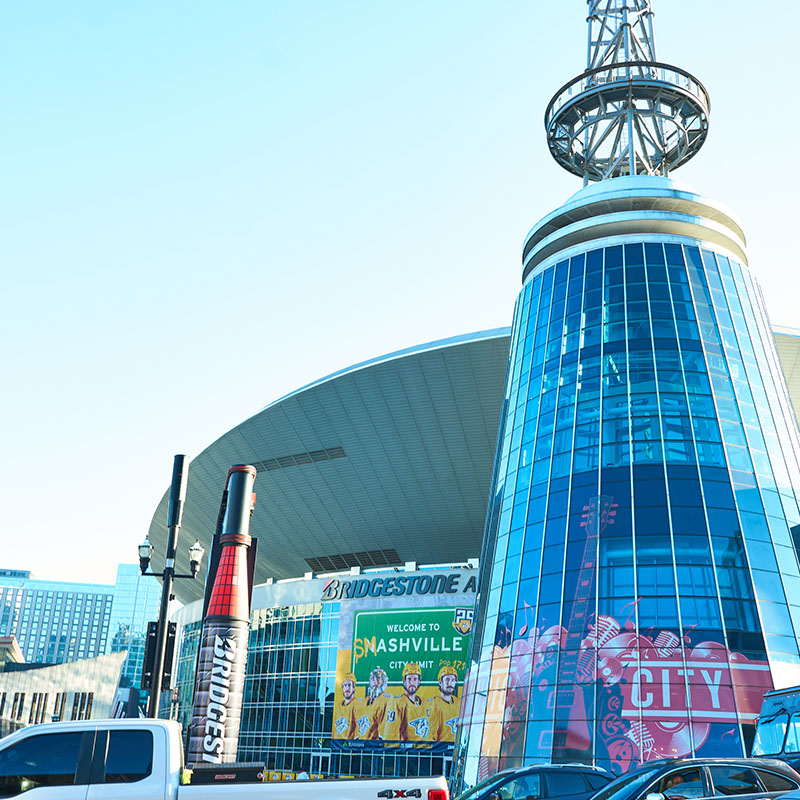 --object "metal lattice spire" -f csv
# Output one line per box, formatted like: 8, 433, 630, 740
587, 0, 657, 70
545, 0, 710, 183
